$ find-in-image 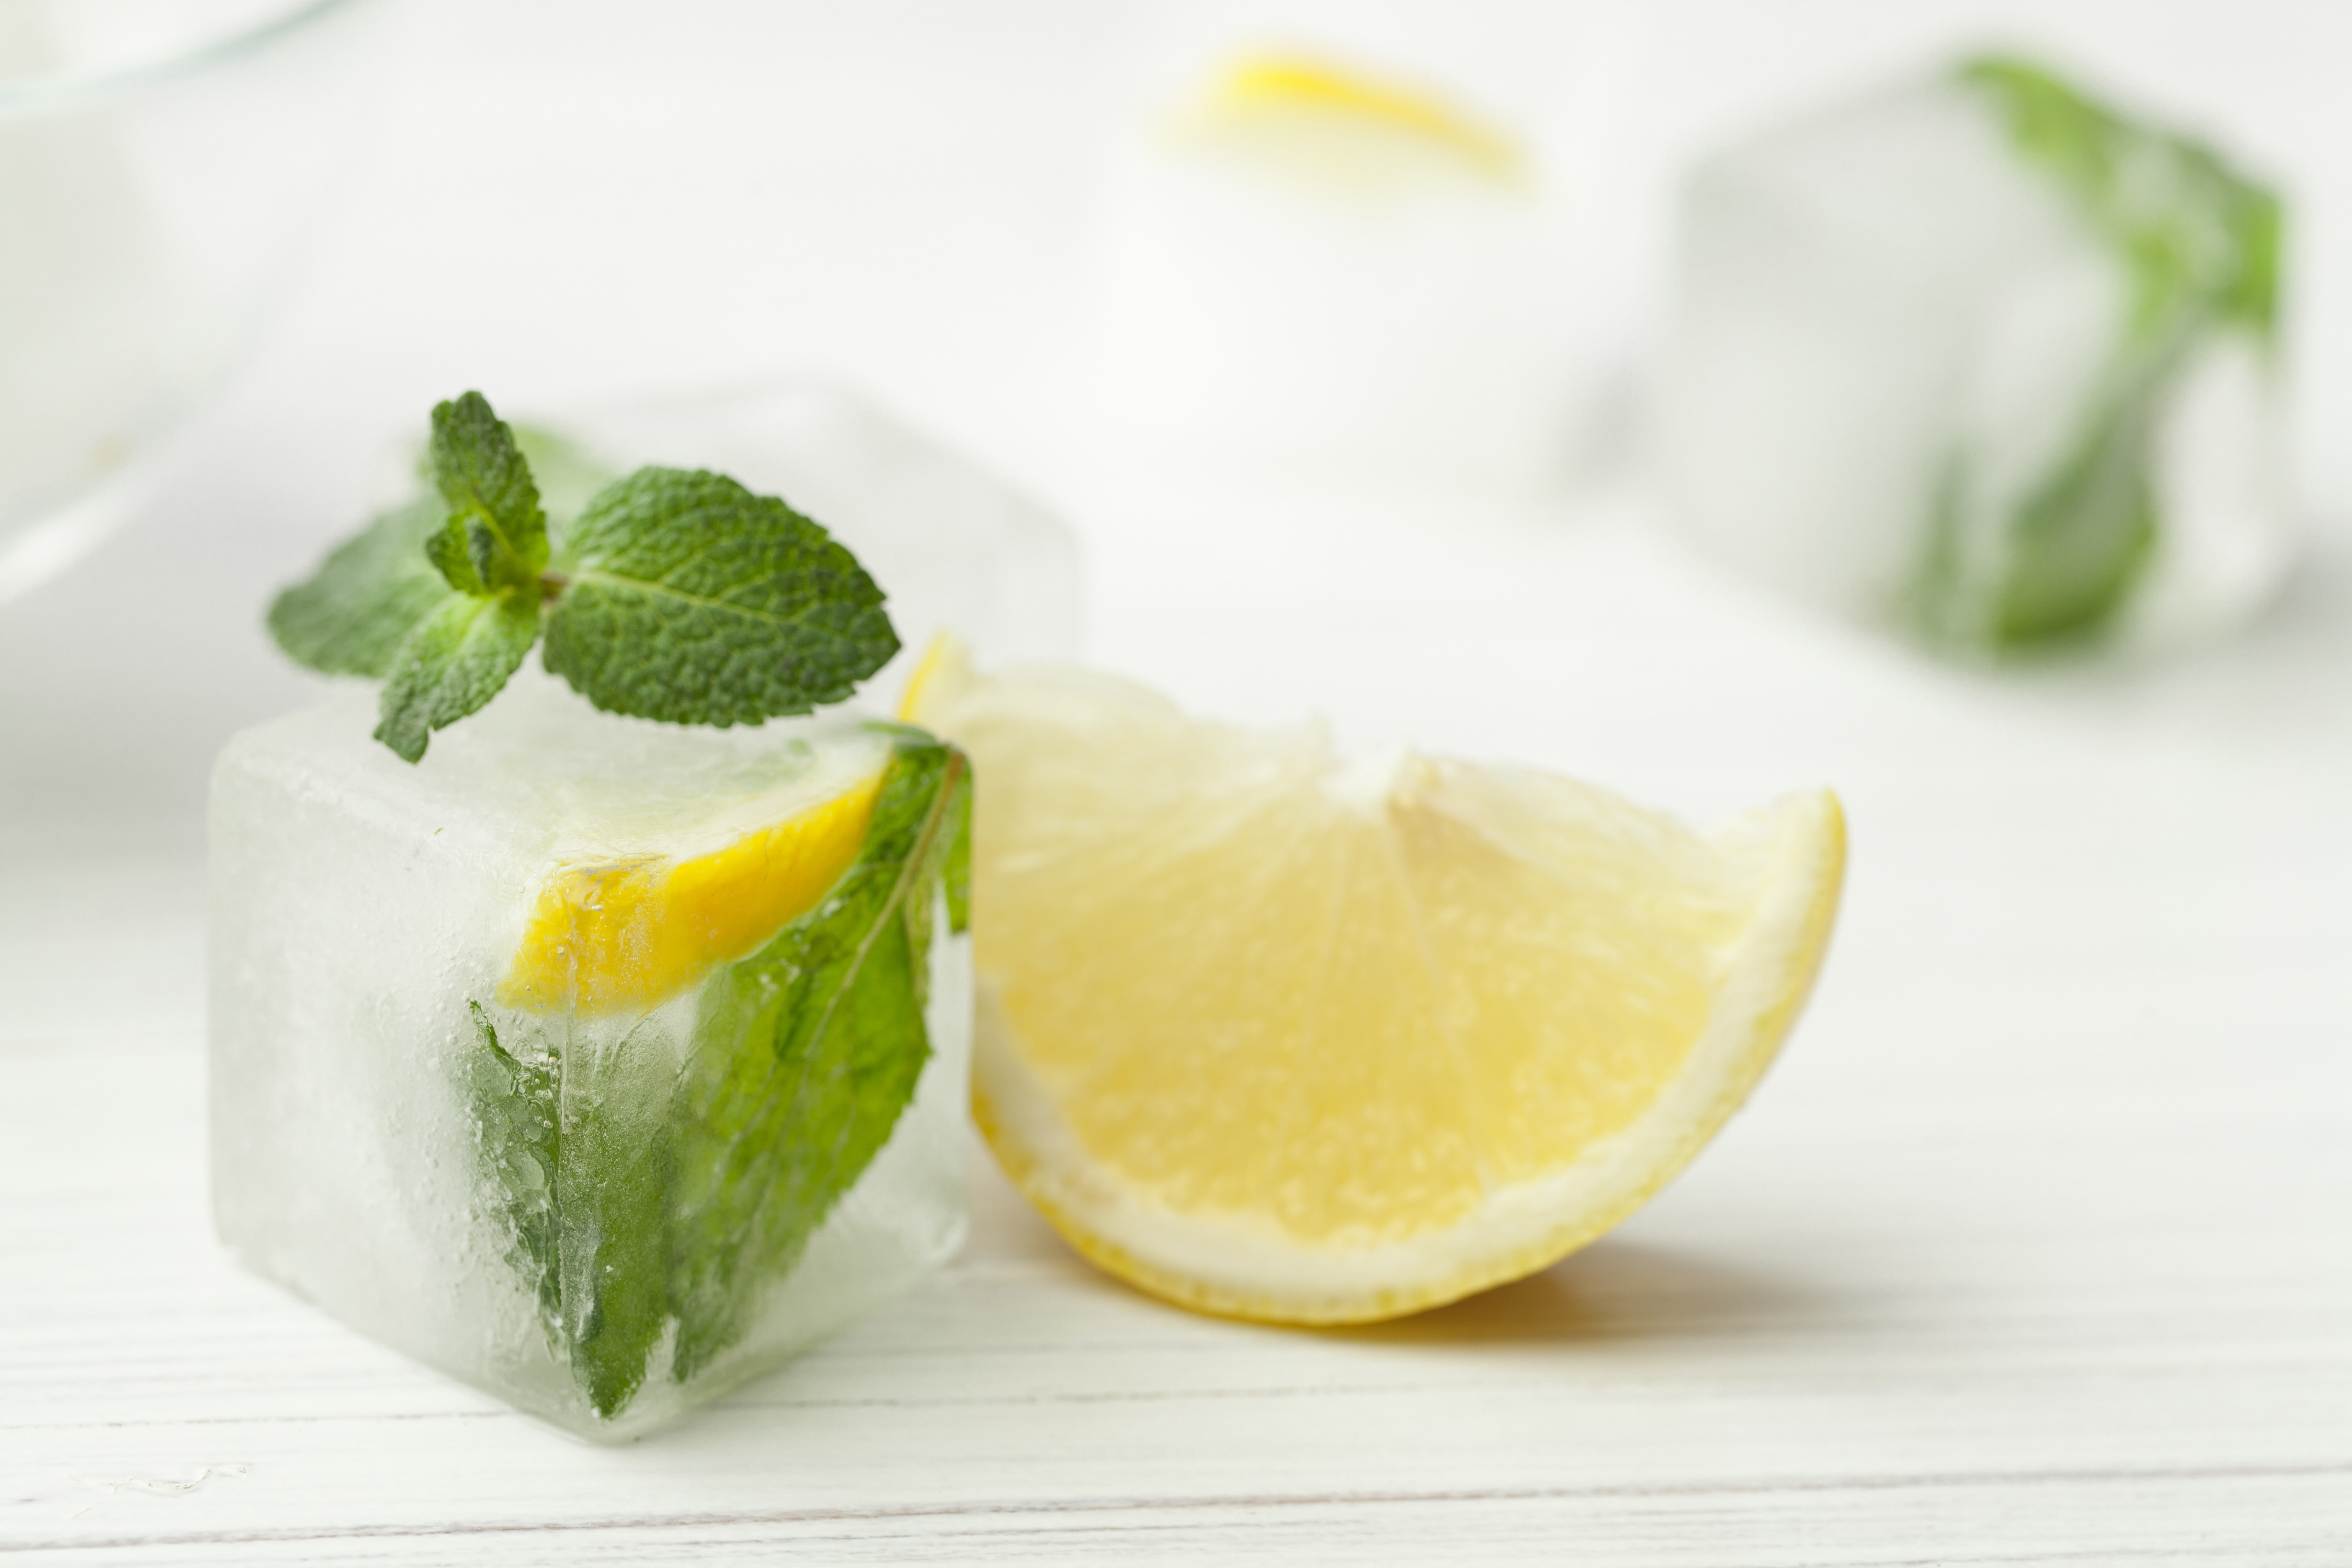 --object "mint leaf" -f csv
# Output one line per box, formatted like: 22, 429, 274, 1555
266, 496, 458, 678
461, 732, 968, 1420
471, 994, 676, 1422
666, 736, 969, 1383
427, 391, 547, 596
1959, 56, 2281, 347
1919, 56, 2285, 652
944, 771, 972, 937
424, 516, 506, 598
466, 1003, 560, 1344
373, 590, 544, 763
541, 467, 898, 726
555, 1026, 676, 1420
